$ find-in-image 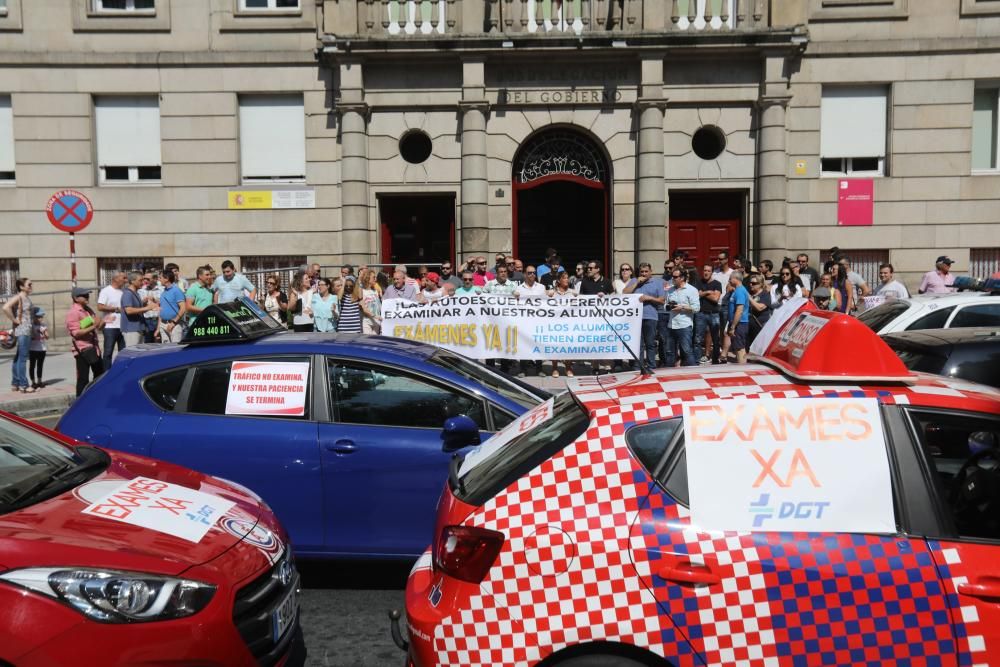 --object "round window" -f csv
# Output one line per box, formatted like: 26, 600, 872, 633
691, 125, 726, 160
399, 131, 433, 164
